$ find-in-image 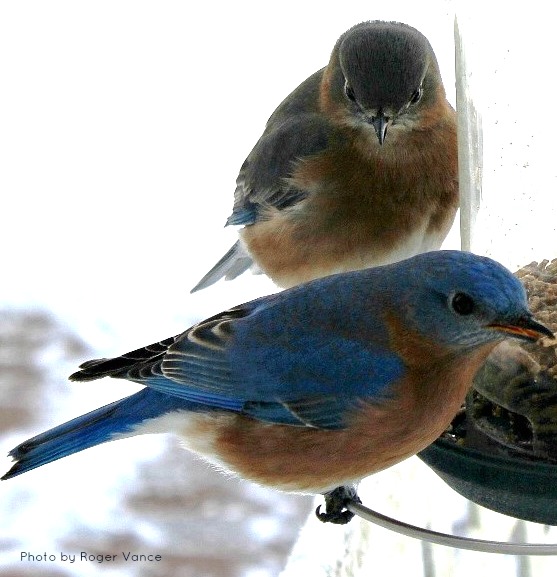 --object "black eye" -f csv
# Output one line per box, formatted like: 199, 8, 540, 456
409, 87, 423, 105
451, 292, 475, 316
344, 81, 356, 102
